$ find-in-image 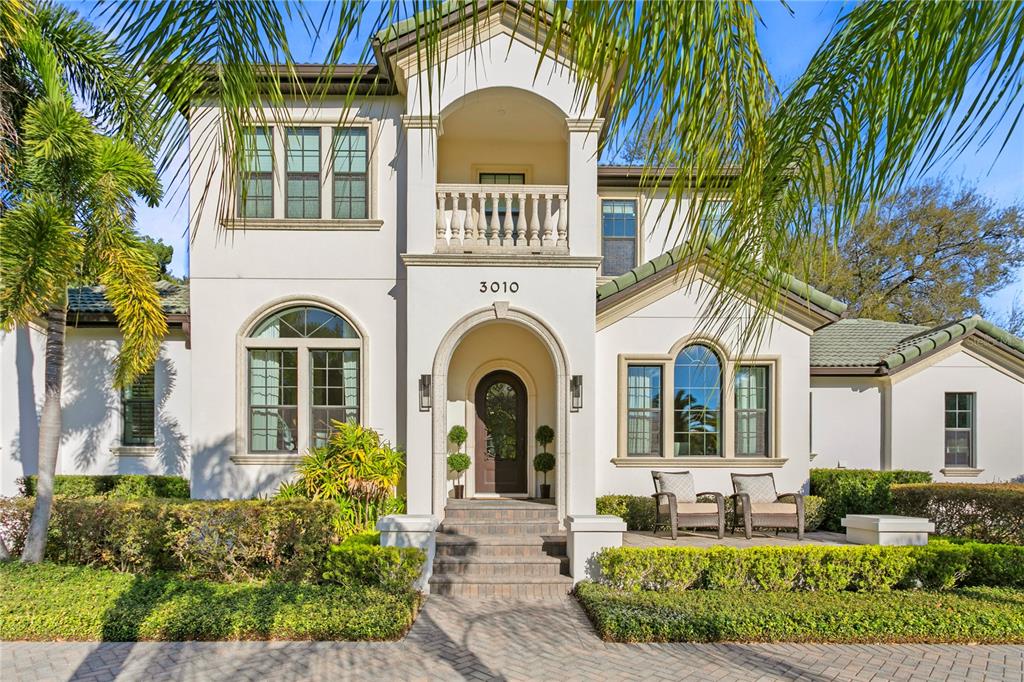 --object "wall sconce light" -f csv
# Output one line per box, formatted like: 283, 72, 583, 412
419, 374, 432, 411
570, 375, 583, 412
